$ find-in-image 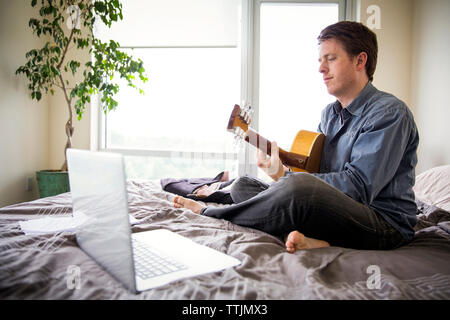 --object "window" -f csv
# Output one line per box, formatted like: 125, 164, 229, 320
97, 0, 347, 180
97, 0, 242, 180
106, 48, 240, 154
259, 2, 338, 144
104, 47, 241, 180
255, 1, 340, 179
